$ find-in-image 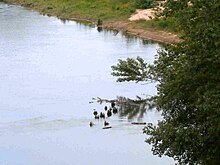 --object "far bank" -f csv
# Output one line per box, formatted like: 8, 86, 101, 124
2, 0, 180, 44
